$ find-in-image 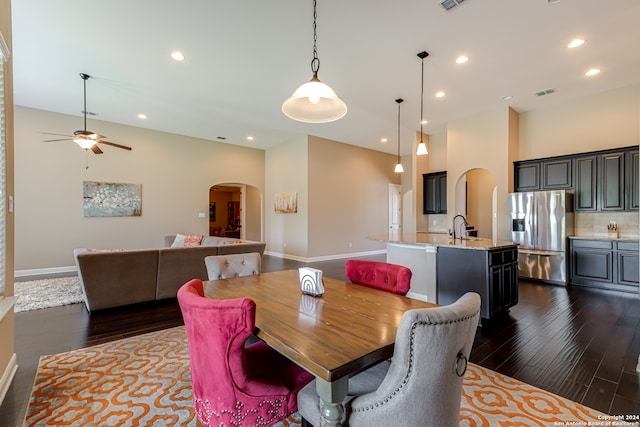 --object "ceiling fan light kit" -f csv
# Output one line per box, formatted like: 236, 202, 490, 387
42, 72, 132, 158
282, 0, 347, 123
